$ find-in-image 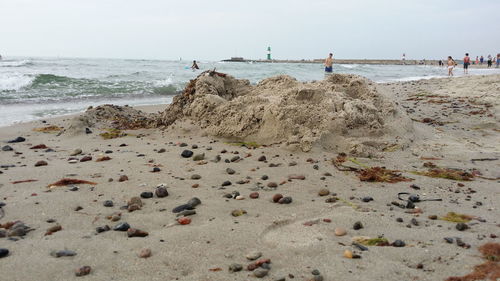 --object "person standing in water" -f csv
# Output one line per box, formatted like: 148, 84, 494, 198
191, 60, 199, 70
447, 56, 456, 76
324, 53, 334, 74
475, 56, 479, 65
487, 55, 492, 68
496, 54, 500, 68
463, 53, 470, 74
